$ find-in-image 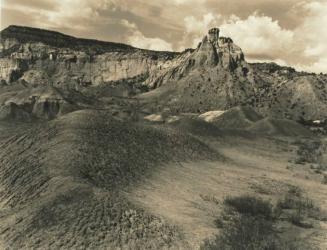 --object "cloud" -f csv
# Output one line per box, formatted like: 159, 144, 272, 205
181, 13, 221, 48
44, 0, 111, 29
296, 58, 327, 74
182, 12, 294, 56
204, 0, 310, 29
220, 14, 294, 60
296, 2, 327, 56
286, 1, 327, 73
122, 20, 173, 51
128, 31, 174, 51
169, 0, 205, 6
184, 13, 220, 33
2, 0, 113, 30
5, 0, 58, 11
